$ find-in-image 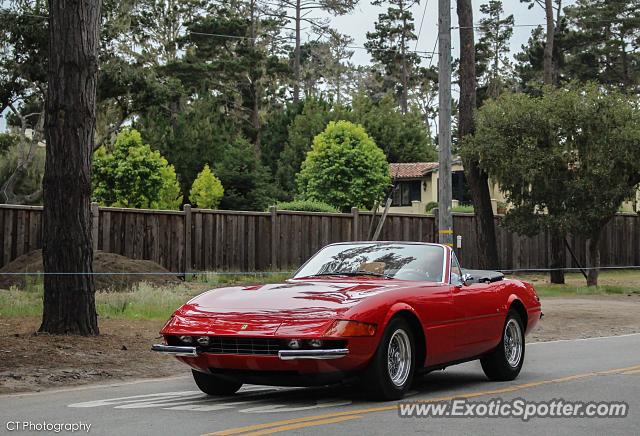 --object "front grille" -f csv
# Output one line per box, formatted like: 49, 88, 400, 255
204, 337, 281, 355
165, 335, 348, 356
